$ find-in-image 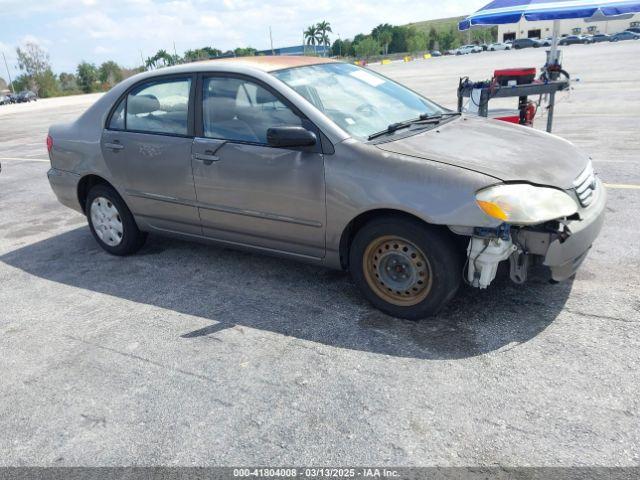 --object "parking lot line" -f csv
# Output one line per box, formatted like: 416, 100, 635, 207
604, 183, 640, 190
0, 157, 50, 163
